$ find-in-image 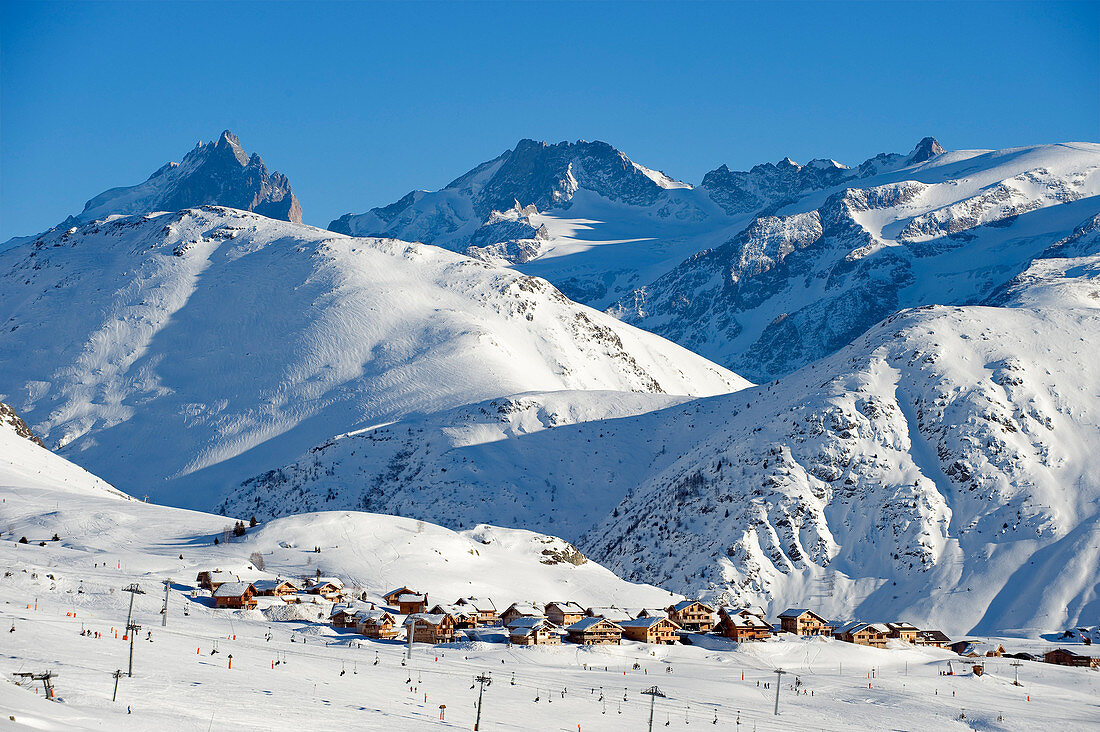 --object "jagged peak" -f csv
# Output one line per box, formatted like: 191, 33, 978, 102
906, 136, 946, 164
